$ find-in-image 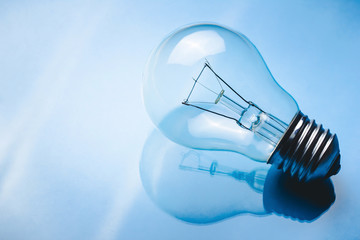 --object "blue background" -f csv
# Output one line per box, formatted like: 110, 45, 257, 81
0, 0, 359, 239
